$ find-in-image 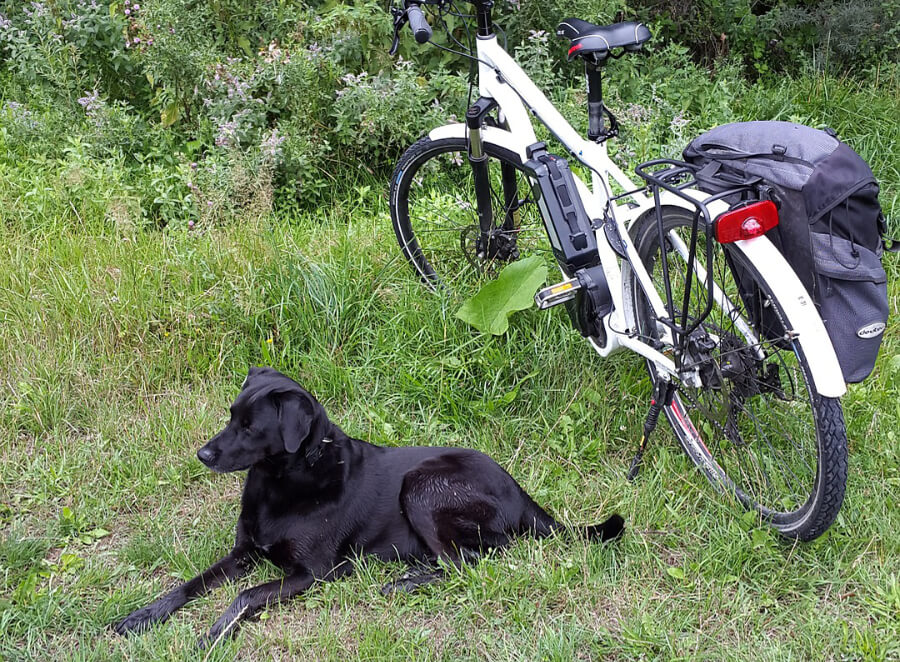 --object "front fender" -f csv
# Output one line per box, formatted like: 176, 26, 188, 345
428, 124, 529, 162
